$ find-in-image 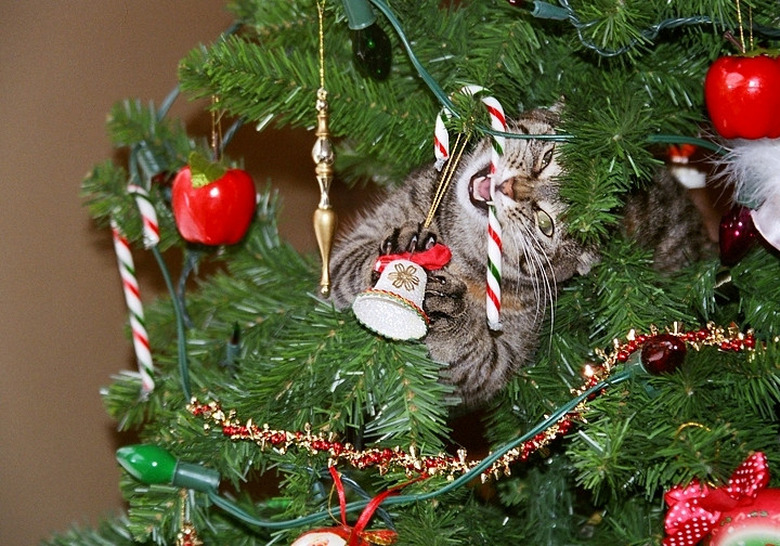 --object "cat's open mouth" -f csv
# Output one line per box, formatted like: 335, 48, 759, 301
468, 167, 511, 211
